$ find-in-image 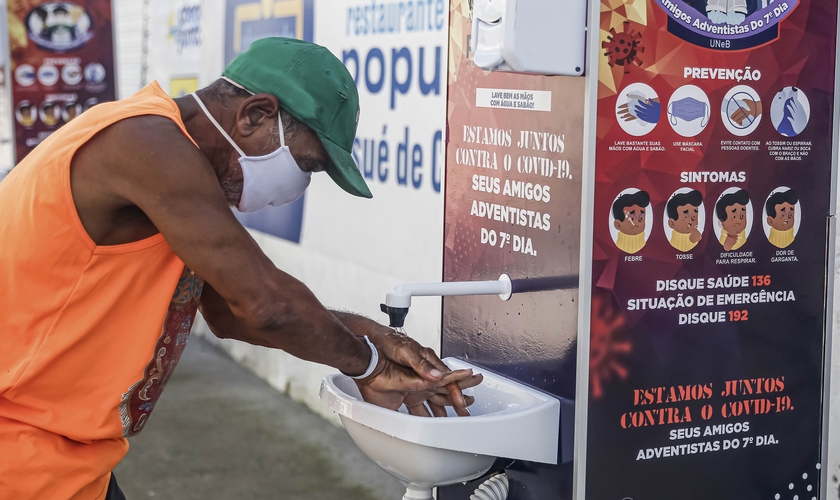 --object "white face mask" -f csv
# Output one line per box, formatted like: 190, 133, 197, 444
191, 93, 312, 213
